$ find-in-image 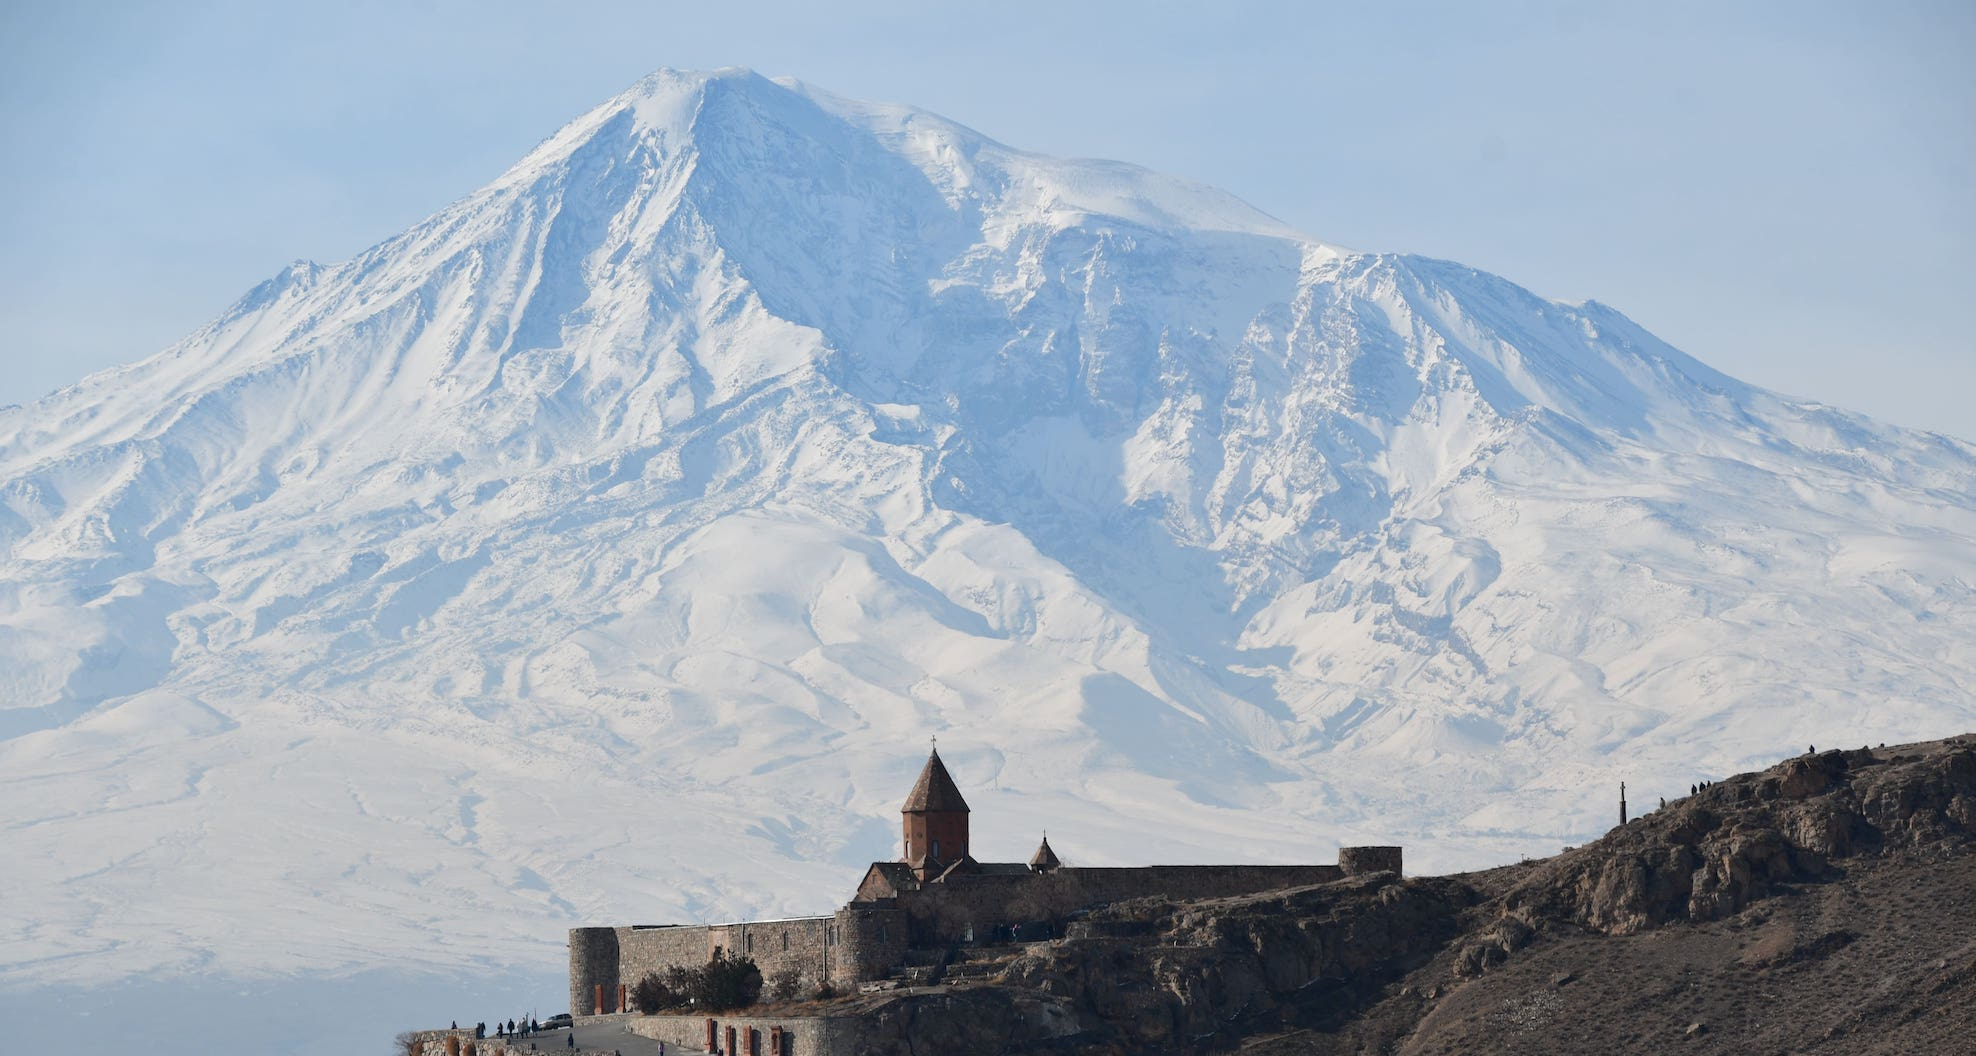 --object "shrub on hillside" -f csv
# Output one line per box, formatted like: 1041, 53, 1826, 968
626, 956, 765, 1012
662, 963, 697, 999
697, 955, 764, 1010
631, 970, 679, 1013
767, 966, 802, 1002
